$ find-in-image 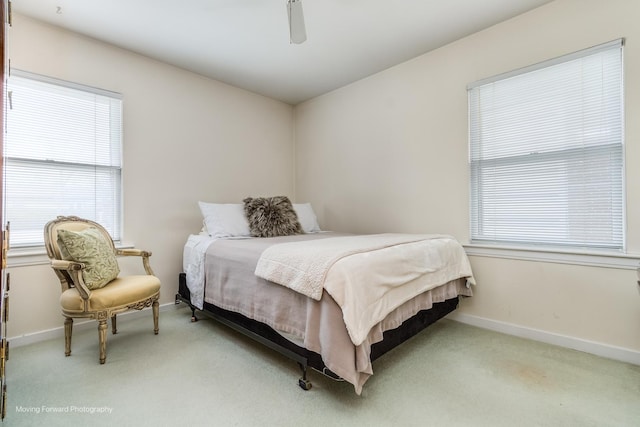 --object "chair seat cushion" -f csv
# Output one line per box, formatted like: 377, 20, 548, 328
60, 275, 161, 312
